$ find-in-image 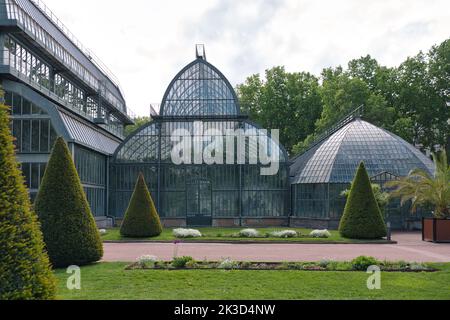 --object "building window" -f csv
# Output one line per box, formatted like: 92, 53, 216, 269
6, 91, 58, 153
21, 162, 47, 202
3, 35, 126, 137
